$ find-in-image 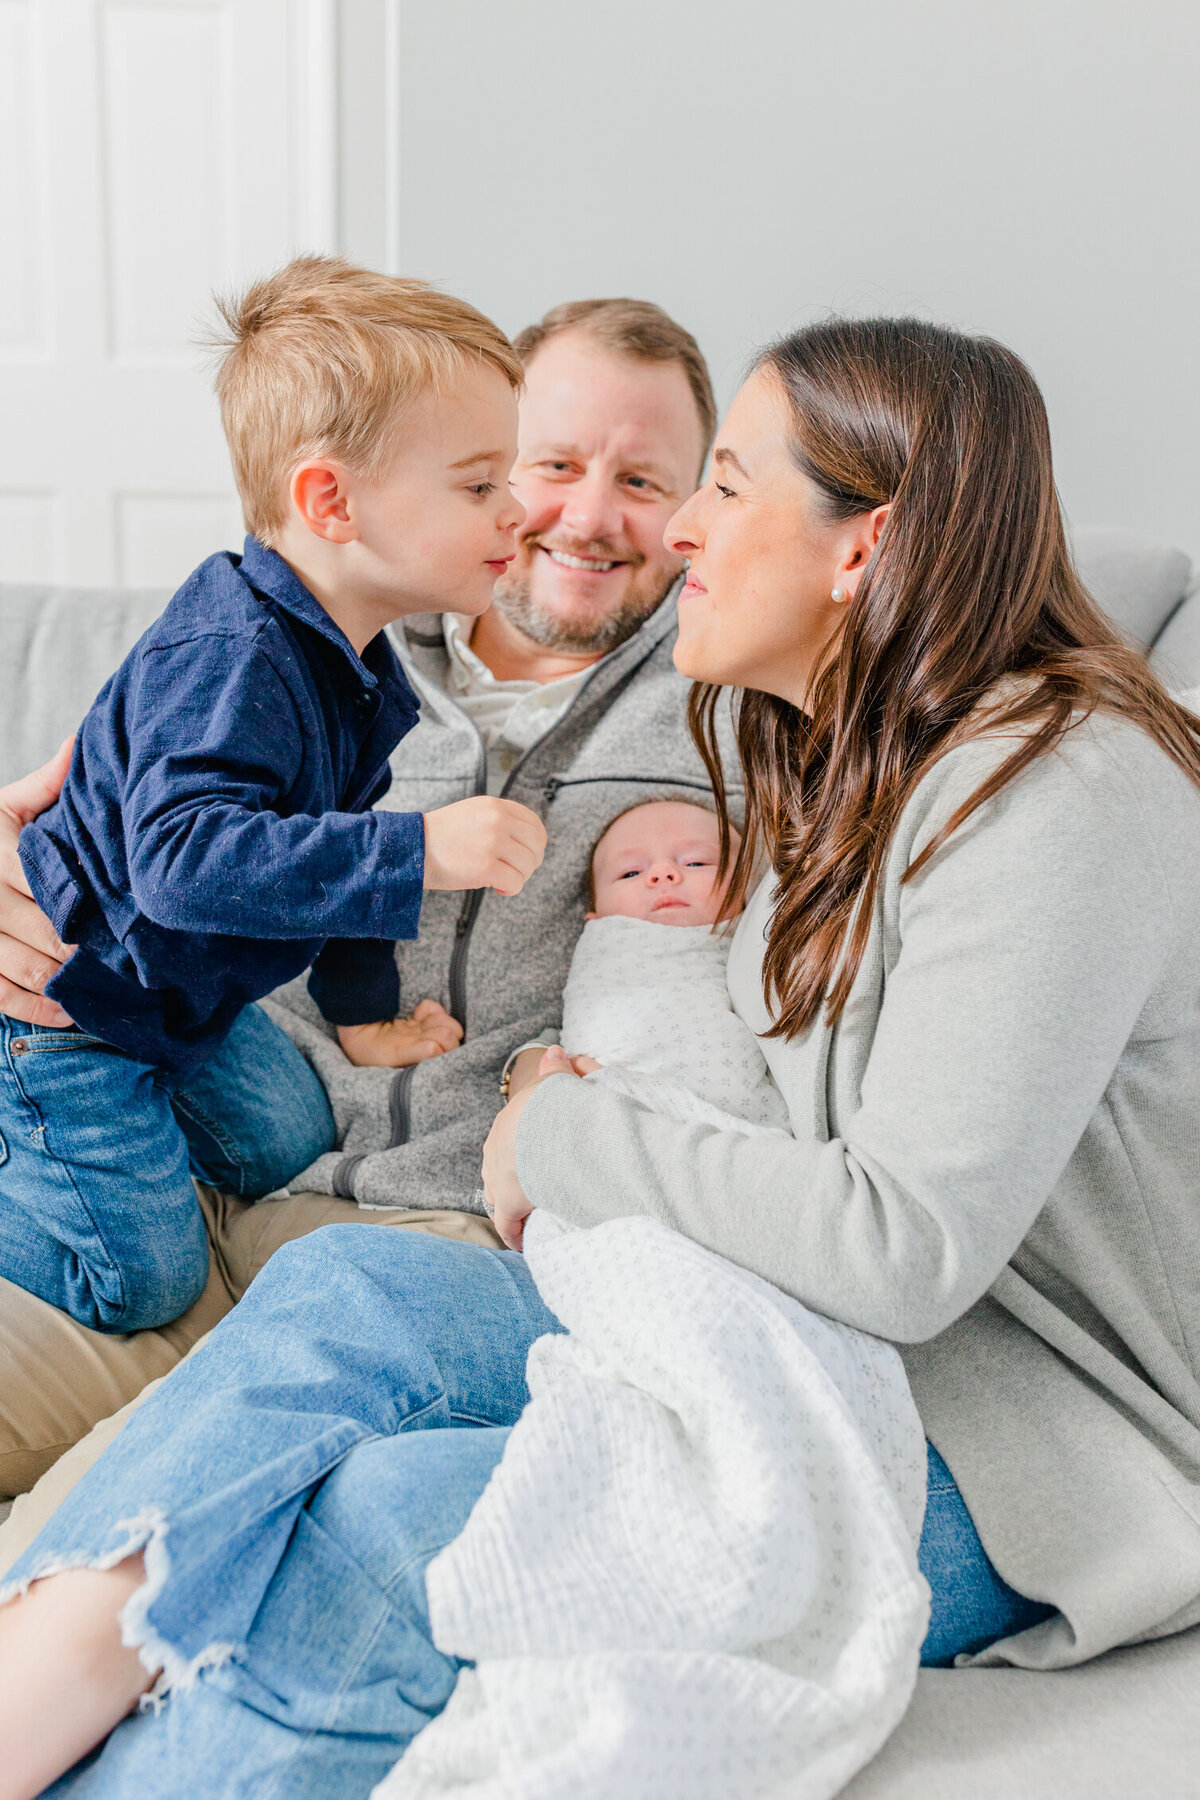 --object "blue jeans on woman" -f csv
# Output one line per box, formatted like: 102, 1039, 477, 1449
0, 1005, 335, 1332
0, 1227, 1055, 1800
